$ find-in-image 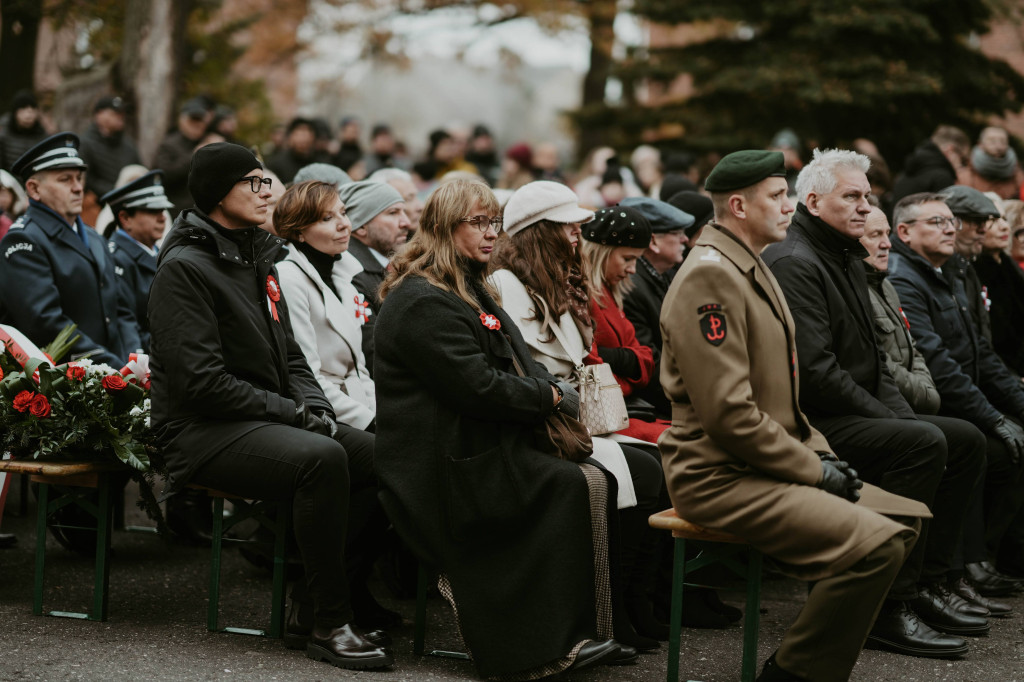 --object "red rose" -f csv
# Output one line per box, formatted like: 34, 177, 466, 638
0, 366, 4, 380
29, 394, 50, 418
12, 390, 34, 412
66, 364, 86, 381
102, 375, 128, 393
